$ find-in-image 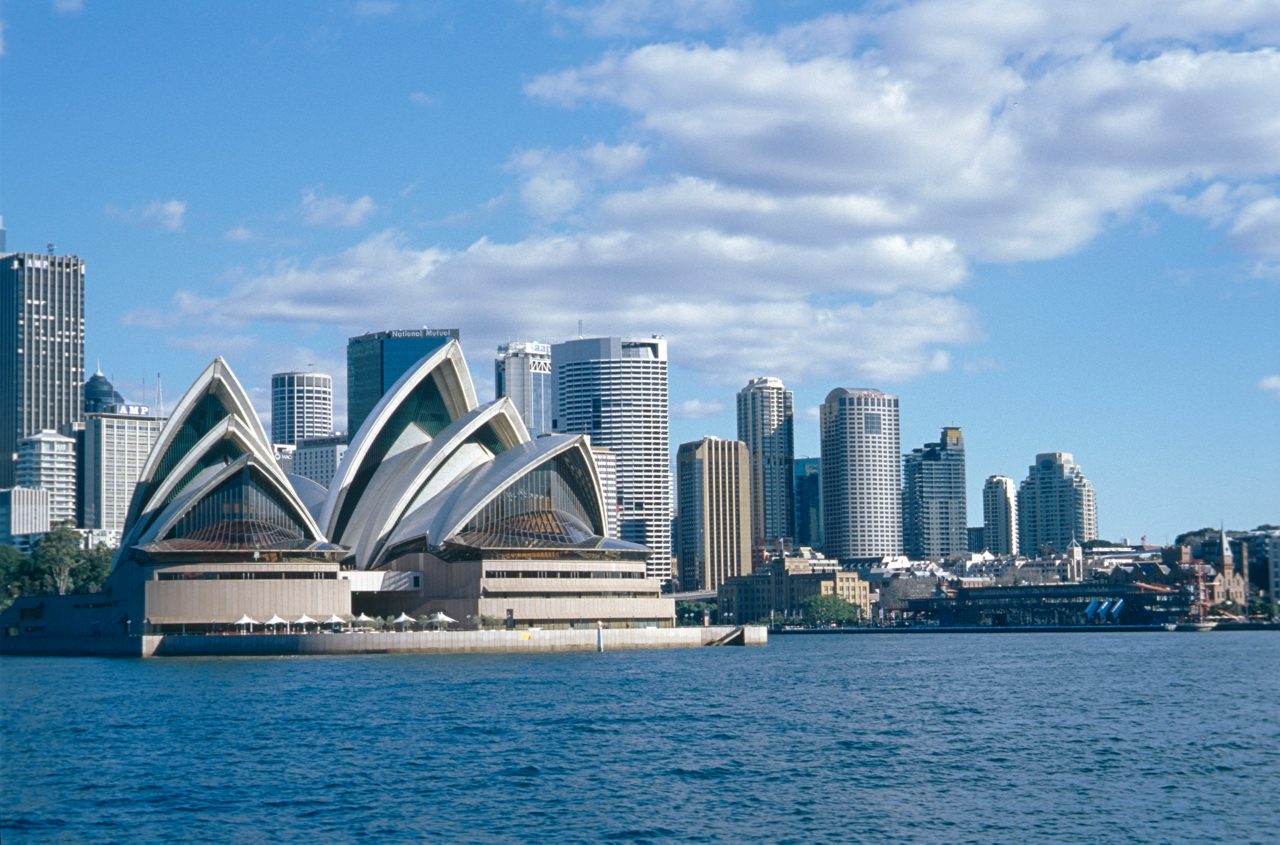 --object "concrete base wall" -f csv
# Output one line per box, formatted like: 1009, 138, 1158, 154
1, 626, 767, 657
